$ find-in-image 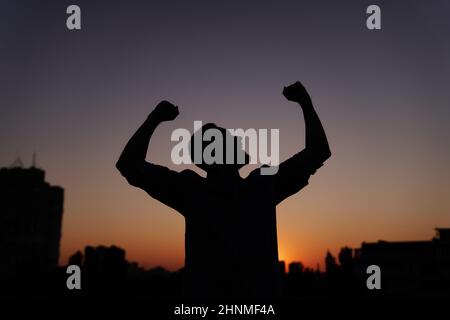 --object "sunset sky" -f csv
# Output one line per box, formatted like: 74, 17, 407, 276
1, 0, 450, 271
